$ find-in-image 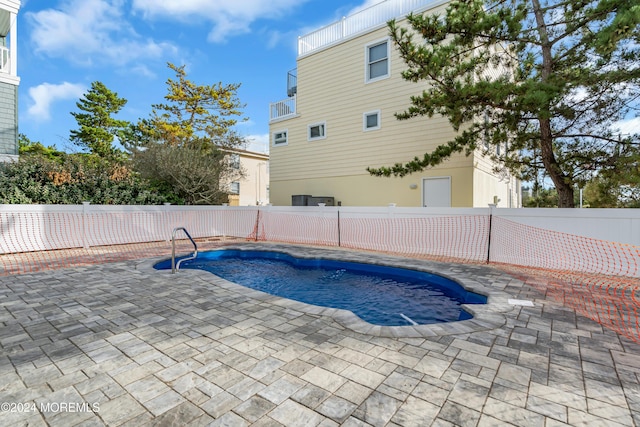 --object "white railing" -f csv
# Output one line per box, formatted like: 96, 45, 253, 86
298, 0, 445, 57
269, 95, 297, 122
0, 46, 9, 73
